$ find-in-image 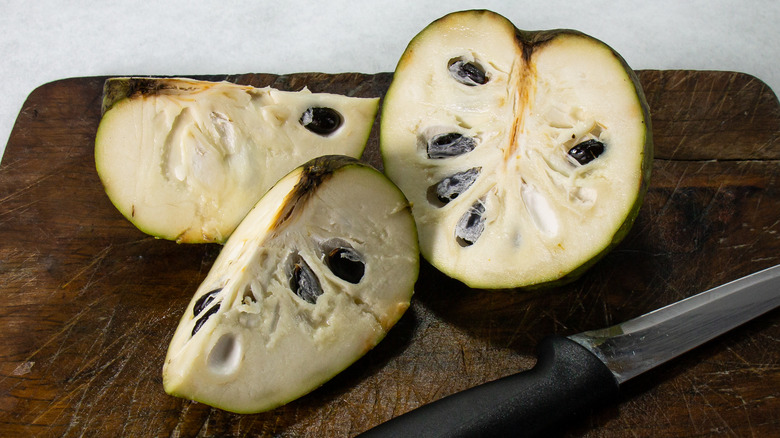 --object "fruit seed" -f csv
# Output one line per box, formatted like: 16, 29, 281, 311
427, 133, 476, 159
299, 107, 343, 136
448, 59, 489, 86
326, 247, 365, 284
192, 302, 221, 336
289, 255, 323, 304
568, 139, 605, 165
428, 167, 481, 206
193, 288, 222, 317
455, 200, 486, 247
